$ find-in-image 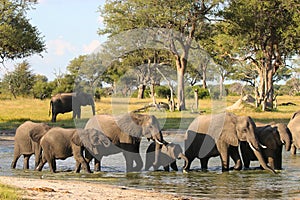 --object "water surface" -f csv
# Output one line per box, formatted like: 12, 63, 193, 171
1, 134, 300, 199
